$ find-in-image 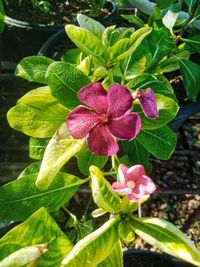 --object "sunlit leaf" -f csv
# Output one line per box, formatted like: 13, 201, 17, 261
97, 241, 123, 267
0, 208, 73, 262
90, 166, 121, 213
36, 123, 85, 190
77, 14, 105, 39
7, 87, 68, 138
29, 137, 49, 160
15, 56, 54, 83
0, 172, 84, 221
61, 217, 120, 267
130, 216, 200, 266
162, 10, 179, 35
